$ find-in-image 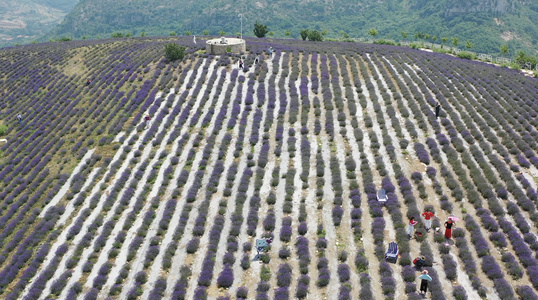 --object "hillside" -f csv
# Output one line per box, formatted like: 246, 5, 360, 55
45, 0, 538, 56
1, 37, 538, 299
0, 0, 78, 47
